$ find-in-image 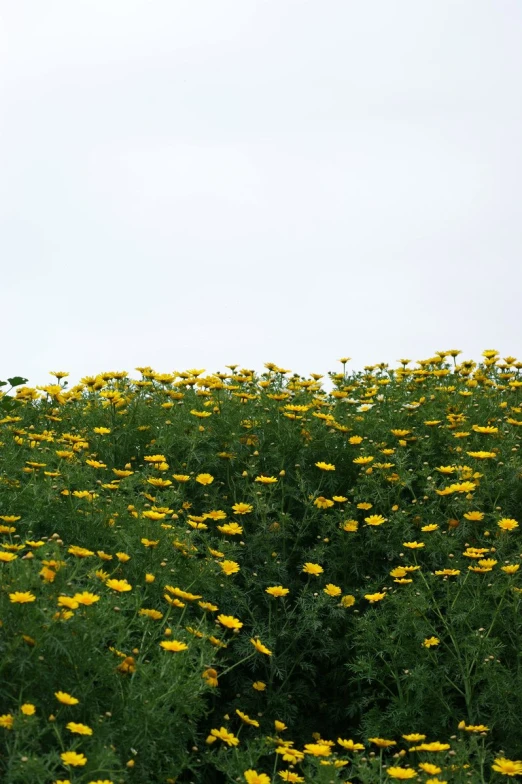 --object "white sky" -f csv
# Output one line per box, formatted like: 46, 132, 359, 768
1, 1, 521, 384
